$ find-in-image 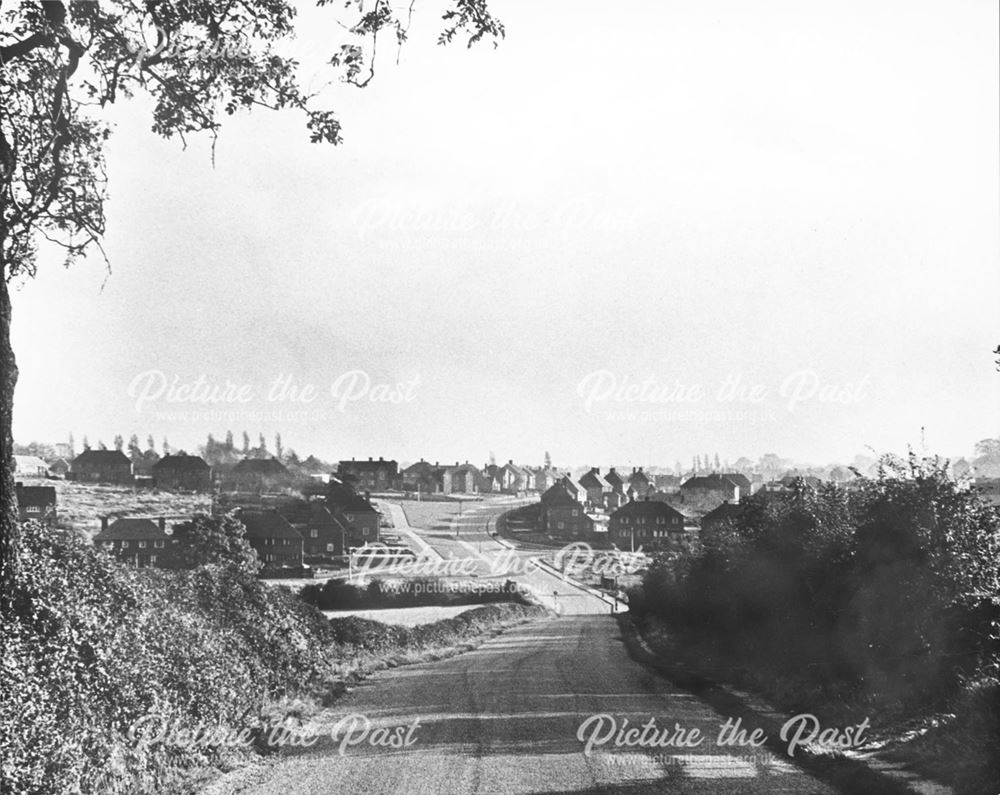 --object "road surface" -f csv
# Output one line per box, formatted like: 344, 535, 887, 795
381, 497, 619, 615
227, 615, 838, 794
